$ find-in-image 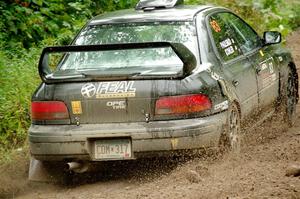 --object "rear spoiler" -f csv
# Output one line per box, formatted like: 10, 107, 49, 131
38, 42, 197, 83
